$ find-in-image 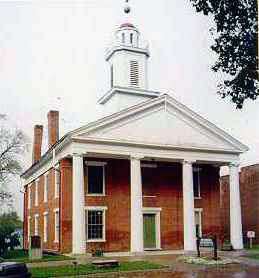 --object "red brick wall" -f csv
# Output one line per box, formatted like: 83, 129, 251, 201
194, 165, 222, 240
60, 158, 73, 253
24, 168, 60, 252
220, 164, 259, 245
85, 159, 131, 253
24, 158, 223, 253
